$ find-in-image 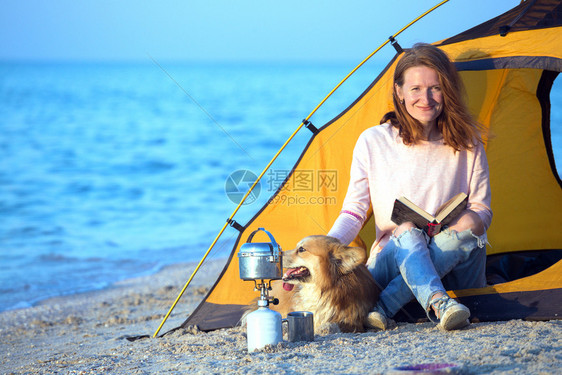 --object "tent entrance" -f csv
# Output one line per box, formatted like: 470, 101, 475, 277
487, 249, 562, 285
